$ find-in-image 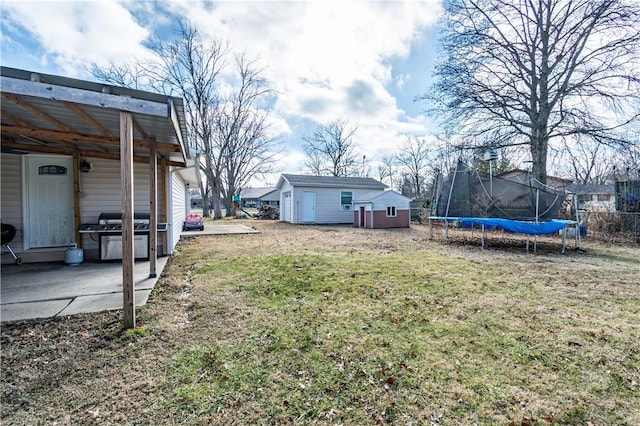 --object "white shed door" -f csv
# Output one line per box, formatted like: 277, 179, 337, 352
25, 156, 74, 248
282, 192, 291, 222
302, 191, 316, 223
